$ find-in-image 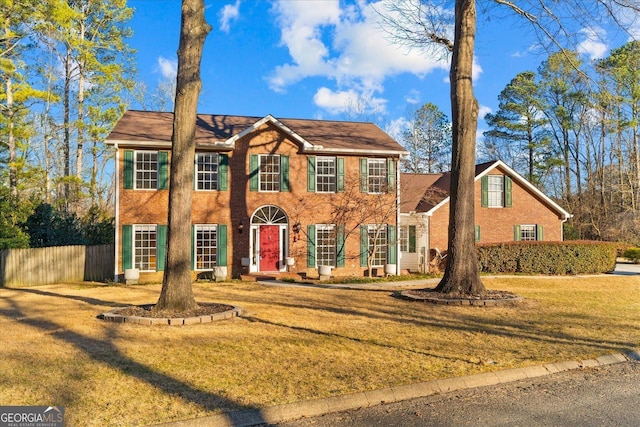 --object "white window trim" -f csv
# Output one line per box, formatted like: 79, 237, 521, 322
487, 175, 504, 208
520, 224, 537, 241
193, 224, 218, 271
133, 224, 157, 272
134, 150, 158, 190
259, 154, 281, 192
368, 158, 387, 194
195, 152, 219, 191
367, 224, 387, 267
316, 224, 337, 268
316, 156, 337, 193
